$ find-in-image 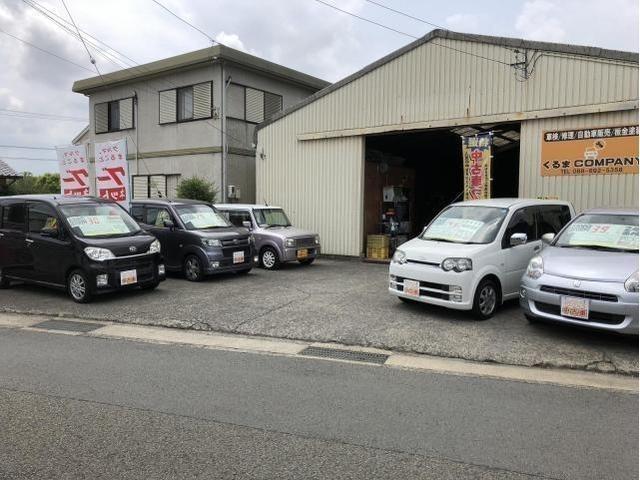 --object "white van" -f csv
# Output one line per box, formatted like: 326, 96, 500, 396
388, 199, 574, 319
